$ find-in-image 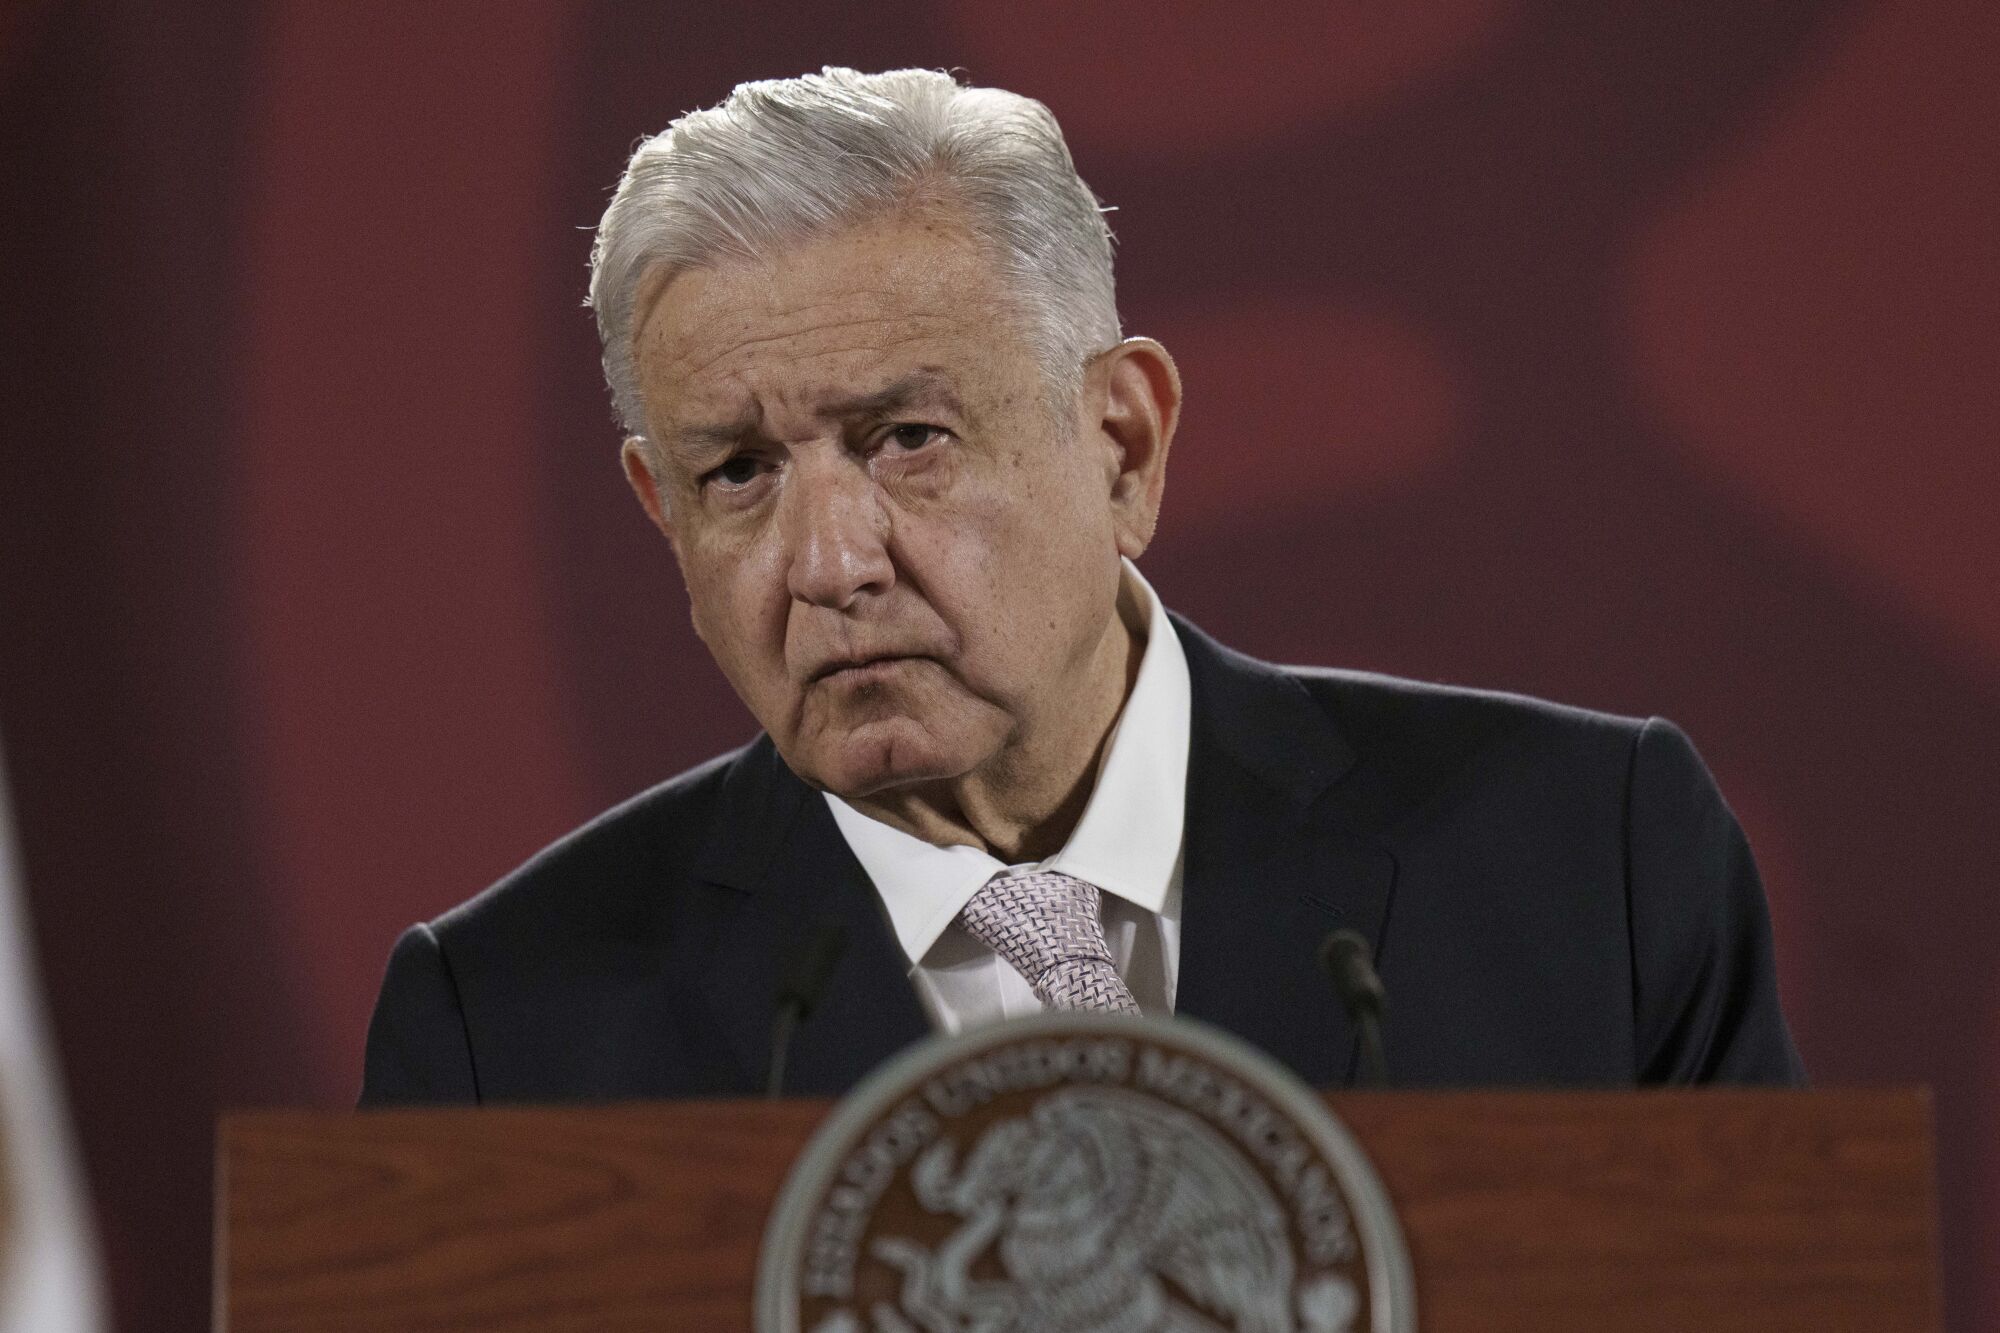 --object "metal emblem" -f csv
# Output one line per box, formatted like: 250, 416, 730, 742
756, 1013, 1414, 1333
